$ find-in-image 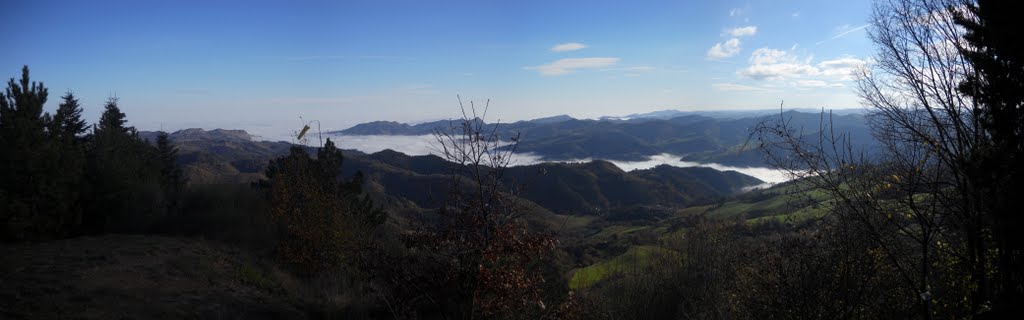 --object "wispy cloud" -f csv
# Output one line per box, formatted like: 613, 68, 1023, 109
815, 24, 869, 45
286, 55, 412, 62
707, 38, 742, 59
726, 26, 757, 37
525, 57, 620, 76
712, 83, 770, 92
600, 66, 655, 72
793, 80, 844, 88
551, 42, 587, 52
